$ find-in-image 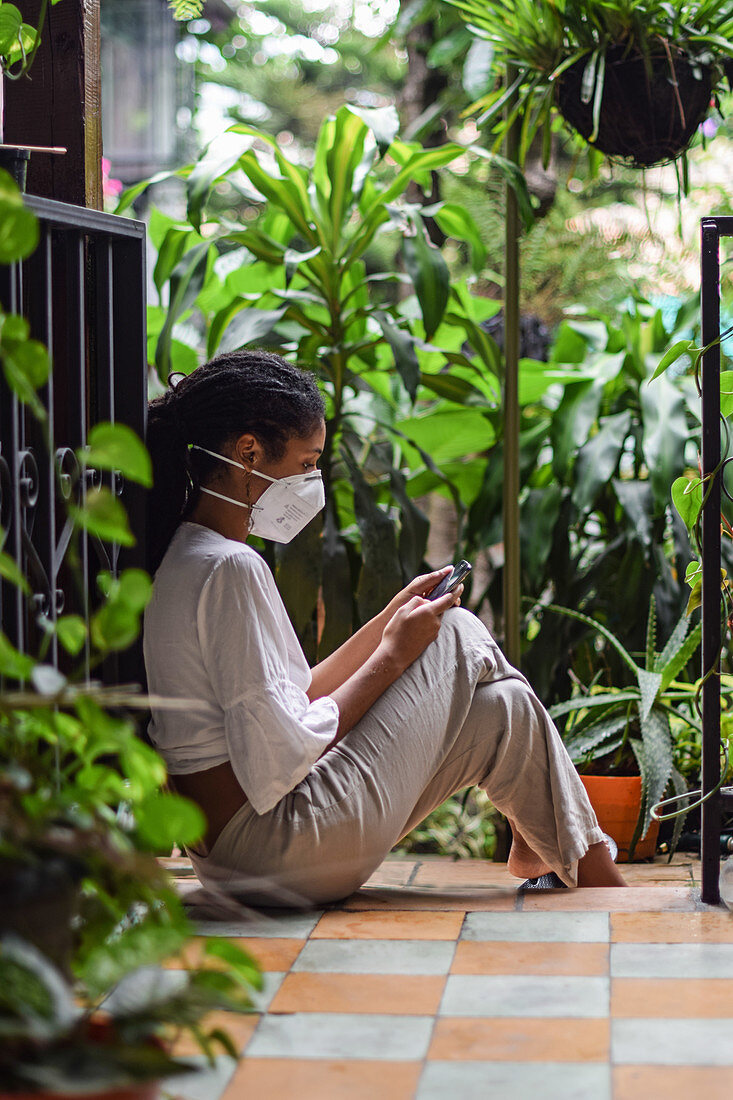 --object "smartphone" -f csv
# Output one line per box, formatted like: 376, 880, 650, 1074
427, 560, 472, 601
